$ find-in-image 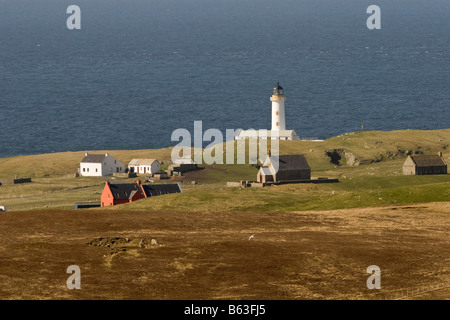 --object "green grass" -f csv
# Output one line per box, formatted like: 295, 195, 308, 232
1, 129, 449, 212
105, 173, 450, 213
